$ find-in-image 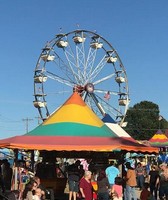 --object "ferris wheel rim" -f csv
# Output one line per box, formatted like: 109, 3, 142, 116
33, 29, 130, 125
